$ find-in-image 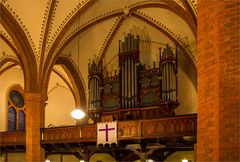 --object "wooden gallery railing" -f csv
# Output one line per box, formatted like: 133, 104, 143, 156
42, 114, 197, 144
0, 114, 196, 146
0, 131, 25, 146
